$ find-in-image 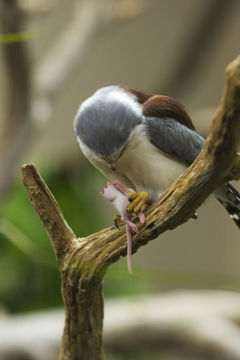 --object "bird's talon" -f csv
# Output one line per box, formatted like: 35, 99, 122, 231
114, 215, 122, 229
127, 191, 150, 213
128, 192, 137, 202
